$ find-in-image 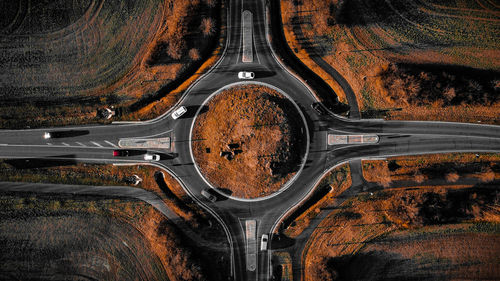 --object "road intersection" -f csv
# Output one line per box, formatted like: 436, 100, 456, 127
1, 0, 499, 280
